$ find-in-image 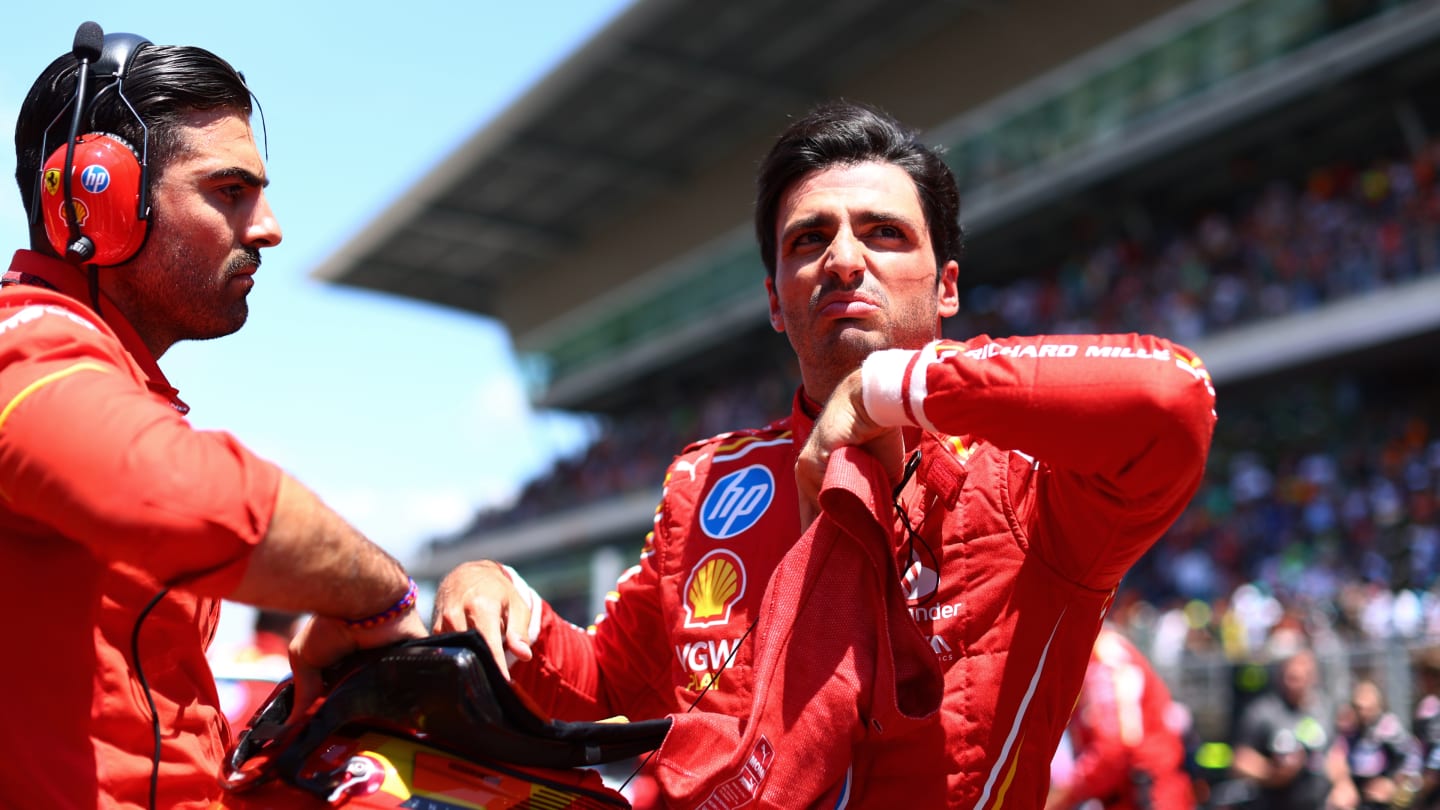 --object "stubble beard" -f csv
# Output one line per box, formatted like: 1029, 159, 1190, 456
166, 243, 258, 342
789, 282, 940, 399
220, 246, 260, 332
789, 318, 886, 401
